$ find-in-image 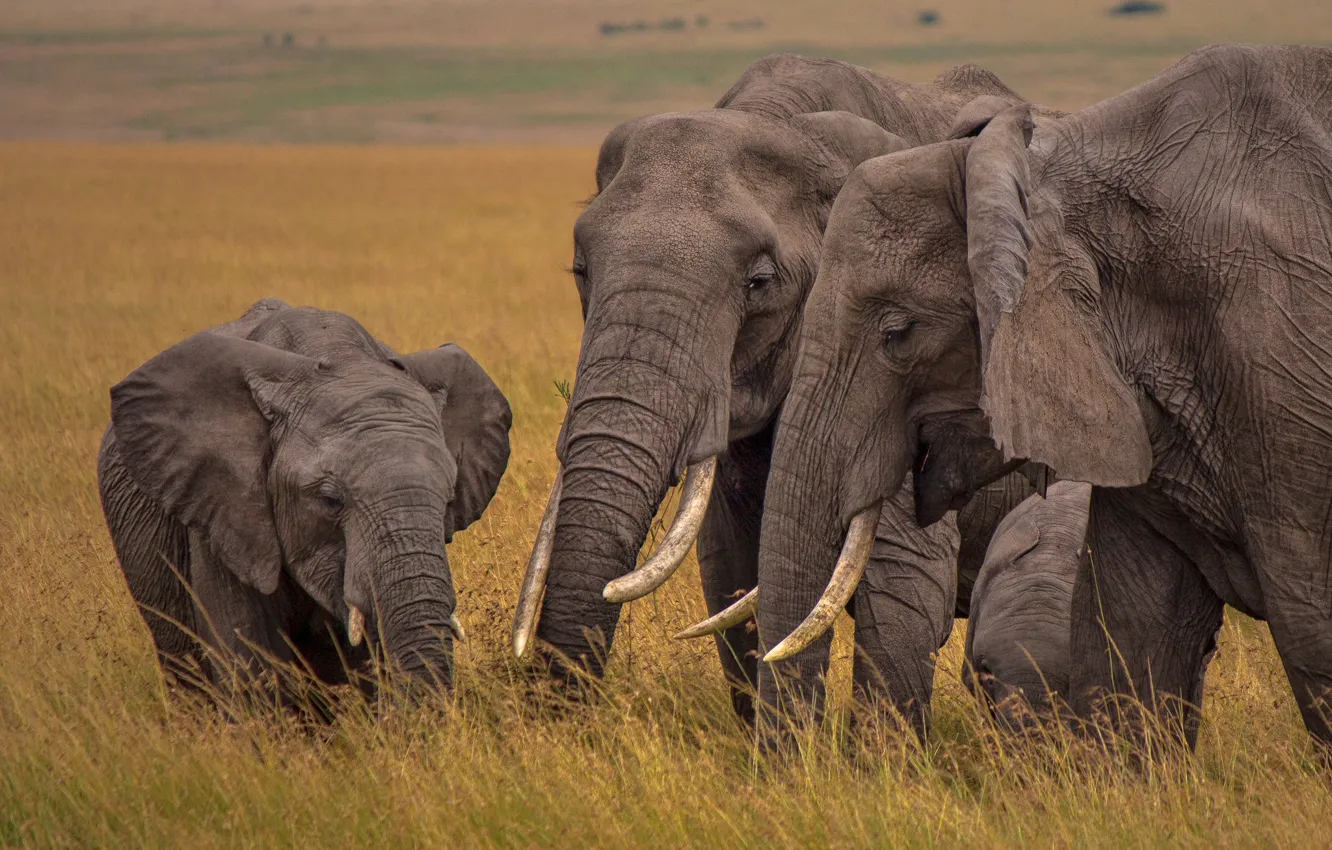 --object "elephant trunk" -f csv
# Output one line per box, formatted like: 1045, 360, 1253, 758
756, 354, 866, 724
532, 287, 729, 677
349, 503, 457, 690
